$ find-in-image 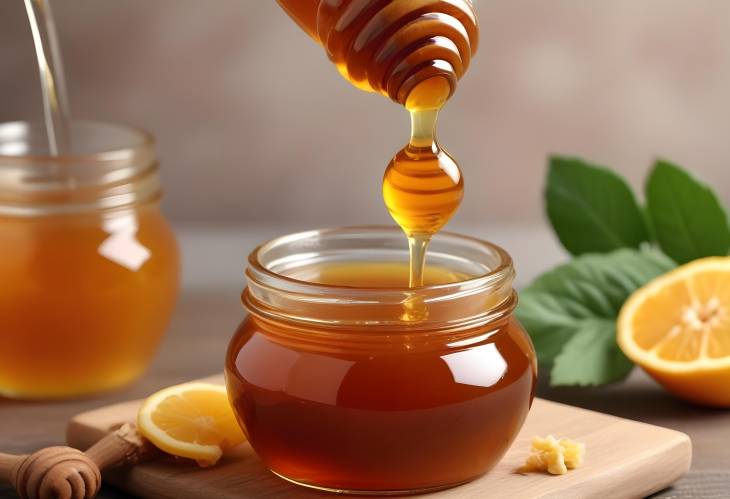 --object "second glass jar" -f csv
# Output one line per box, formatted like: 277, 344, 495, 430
0, 121, 179, 399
